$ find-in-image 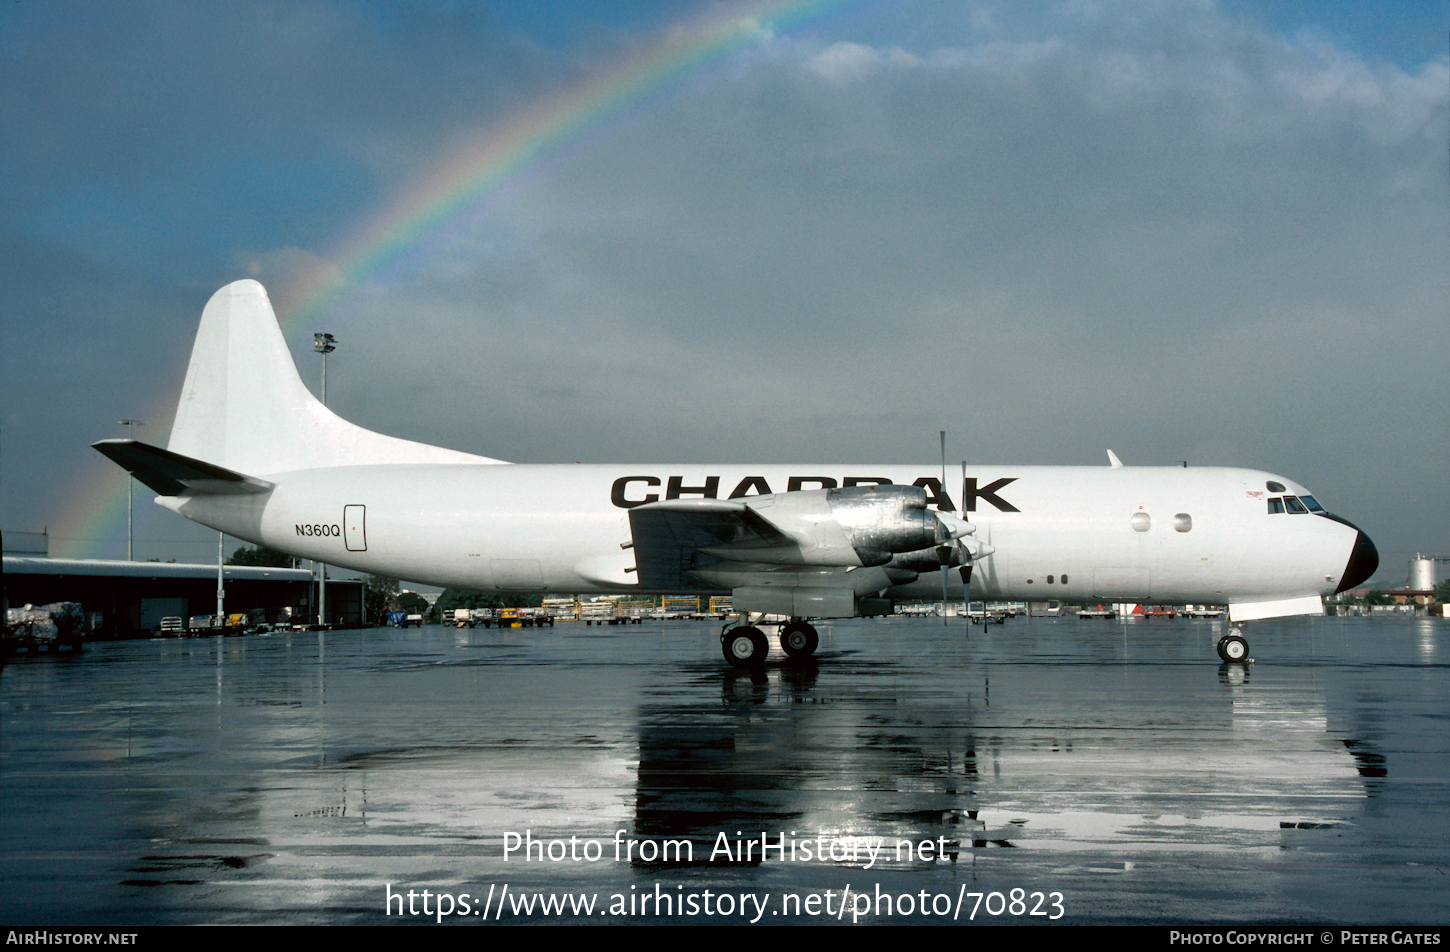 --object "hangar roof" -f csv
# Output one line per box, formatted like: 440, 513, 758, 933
3, 557, 313, 582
